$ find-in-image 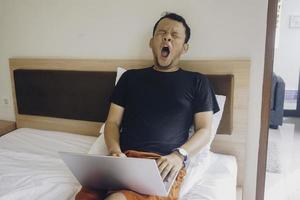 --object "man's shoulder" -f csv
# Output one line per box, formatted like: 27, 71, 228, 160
180, 68, 207, 79
121, 67, 152, 81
